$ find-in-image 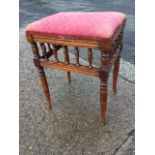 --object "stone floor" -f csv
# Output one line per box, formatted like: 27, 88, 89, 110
19, 30, 135, 155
